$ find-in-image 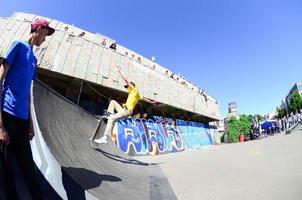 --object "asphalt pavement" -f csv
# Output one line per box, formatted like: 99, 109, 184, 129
138, 125, 302, 200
